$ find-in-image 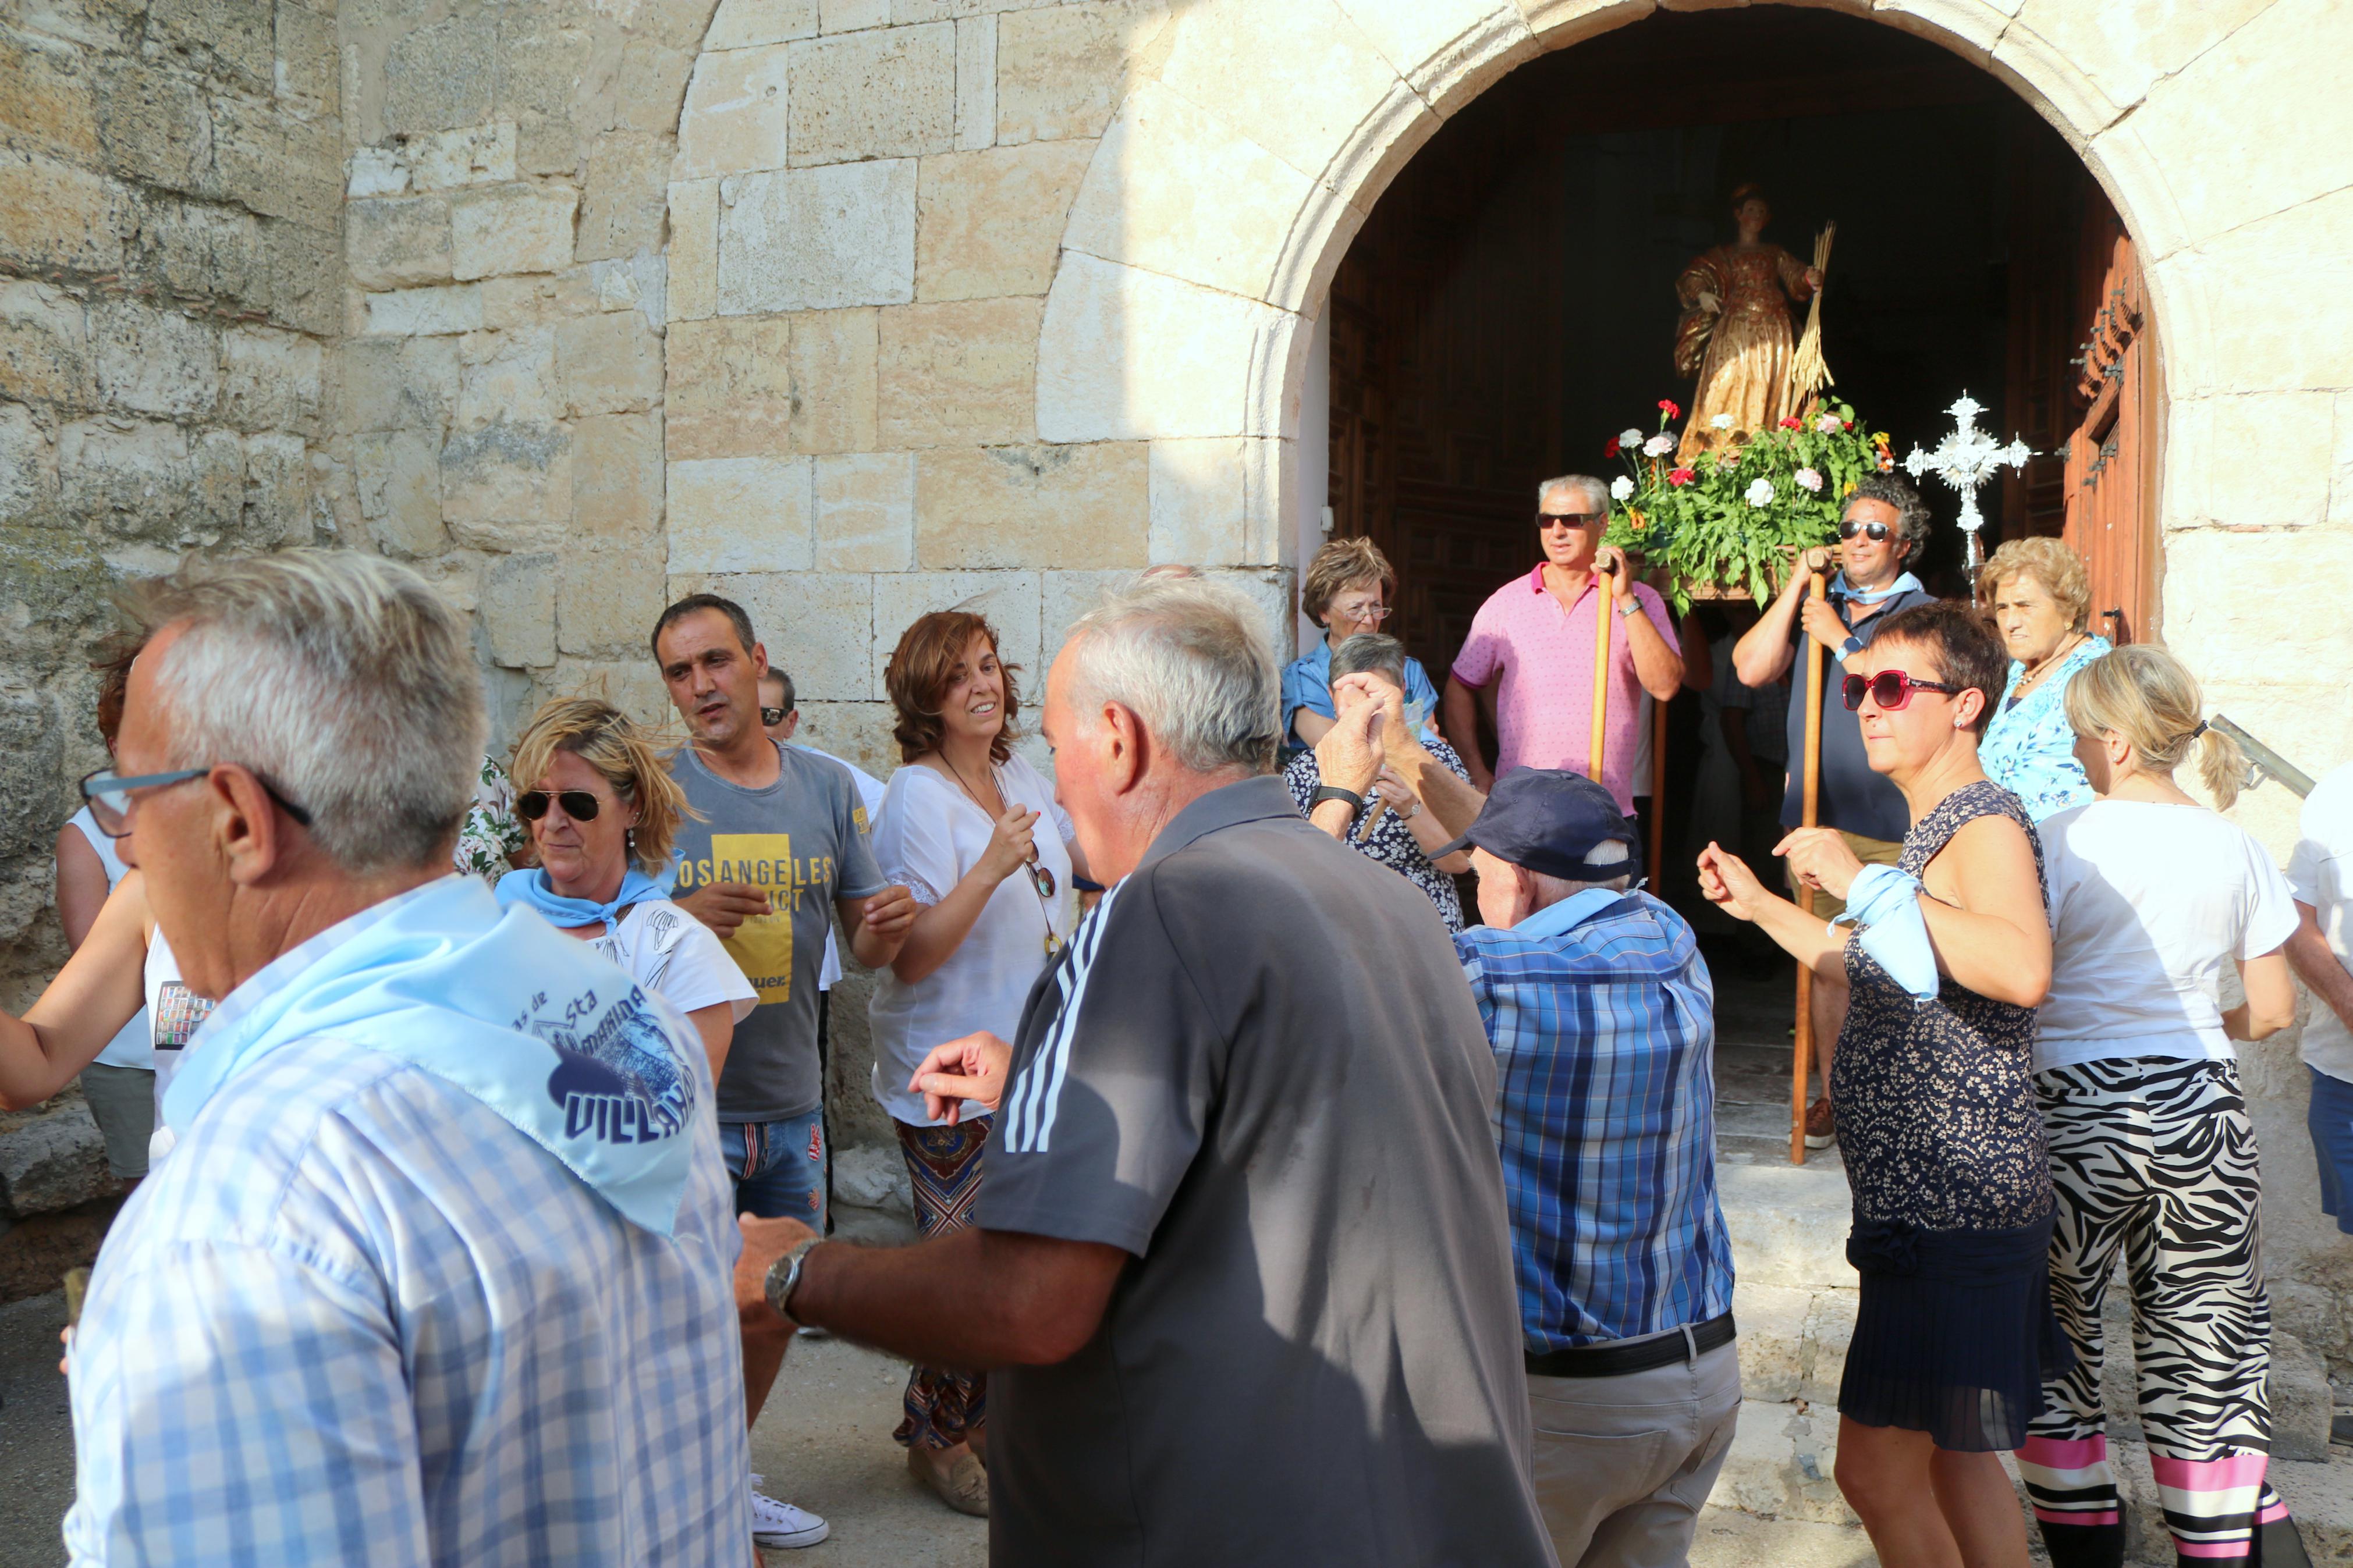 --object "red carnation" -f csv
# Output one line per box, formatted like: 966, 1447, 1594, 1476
1779, 416, 1802, 430
1667, 466, 1696, 488
1603, 436, 1621, 457
1658, 399, 1682, 419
